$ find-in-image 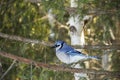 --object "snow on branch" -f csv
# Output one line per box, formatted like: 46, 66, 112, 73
0, 51, 120, 78
0, 32, 120, 50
